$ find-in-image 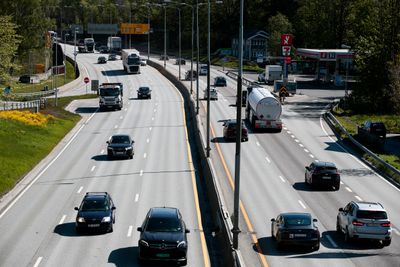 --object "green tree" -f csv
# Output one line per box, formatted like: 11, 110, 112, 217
0, 16, 21, 83
267, 12, 293, 56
